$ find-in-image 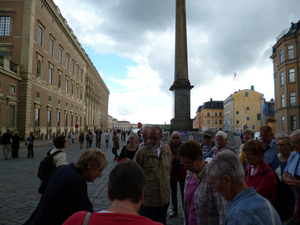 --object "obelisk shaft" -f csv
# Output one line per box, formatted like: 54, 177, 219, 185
175, 0, 188, 82
170, 0, 194, 131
